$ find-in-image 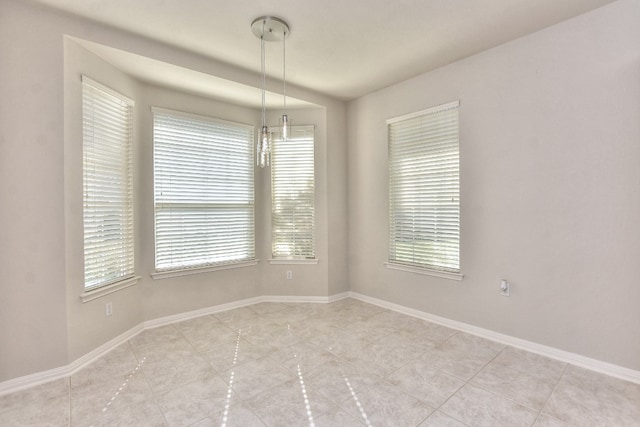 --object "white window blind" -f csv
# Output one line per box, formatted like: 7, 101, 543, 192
82, 76, 135, 290
388, 100, 460, 273
153, 108, 255, 272
271, 125, 315, 258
